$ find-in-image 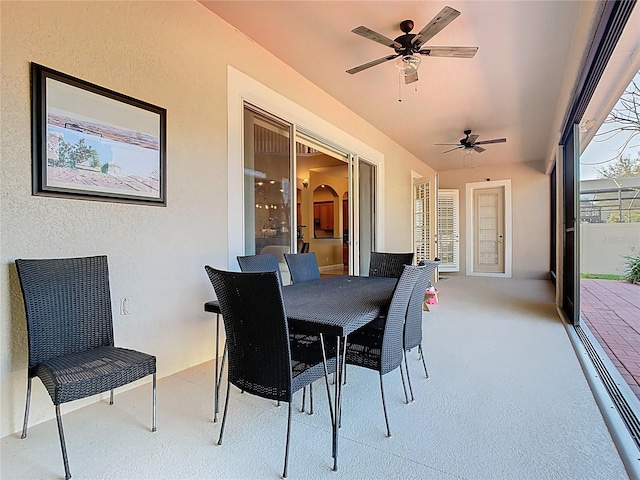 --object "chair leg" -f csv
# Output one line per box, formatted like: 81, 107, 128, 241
21, 377, 32, 439
217, 380, 231, 446
215, 341, 228, 422
319, 334, 335, 426
418, 344, 429, 378
55, 404, 71, 480
379, 373, 391, 437
403, 350, 415, 402
309, 382, 314, 415
399, 362, 409, 405
283, 402, 292, 478
110, 389, 114, 405
152, 373, 157, 432
301, 387, 306, 413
